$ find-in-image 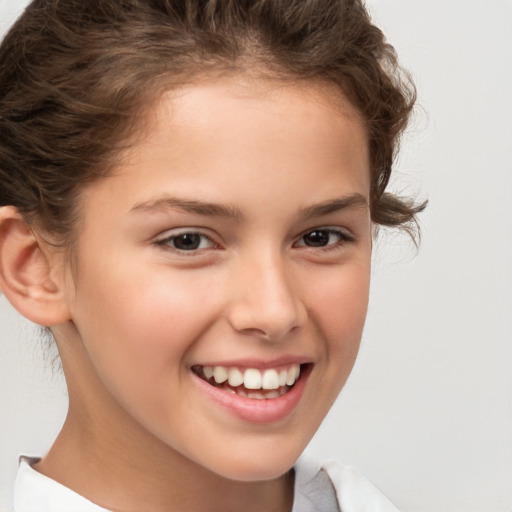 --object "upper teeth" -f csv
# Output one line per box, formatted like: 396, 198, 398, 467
202, 364, 301, 390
